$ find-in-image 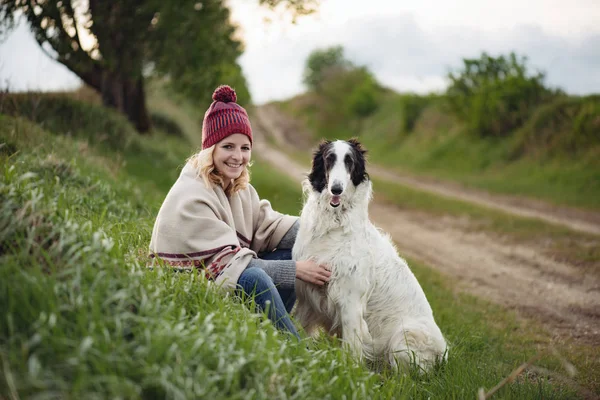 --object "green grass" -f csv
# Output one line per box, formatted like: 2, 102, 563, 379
1, 97, 597, 398
250, 161, 305, 216
0, 91, 136, 150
